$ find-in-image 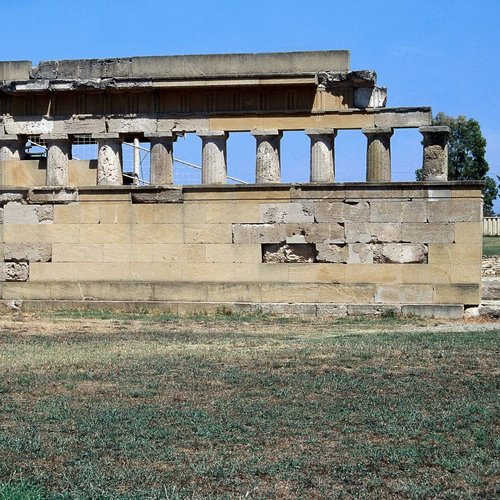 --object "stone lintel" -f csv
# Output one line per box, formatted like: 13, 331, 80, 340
144, 131, 177, 139
305, 128, 337, 136
40, 133, 69, 141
